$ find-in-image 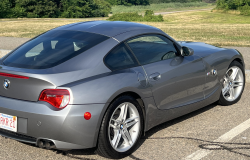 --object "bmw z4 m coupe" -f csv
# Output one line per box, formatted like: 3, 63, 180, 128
0, 21, 245, 159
